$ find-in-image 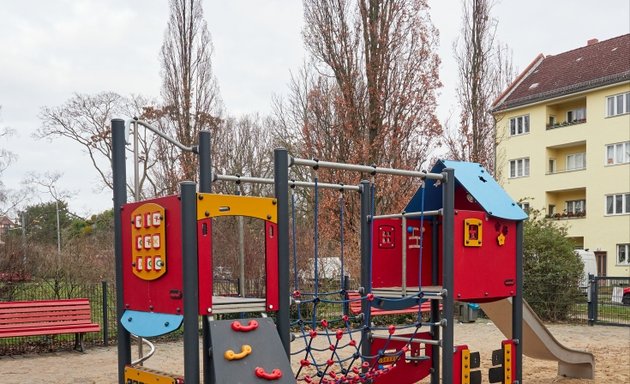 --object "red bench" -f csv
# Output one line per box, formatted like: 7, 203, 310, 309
0, 298, 101, 352
347, 292, 439, 316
